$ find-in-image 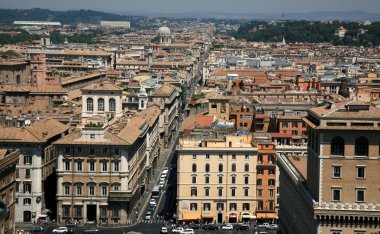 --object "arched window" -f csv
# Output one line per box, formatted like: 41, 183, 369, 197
86, 98, 93, 112
355, 137, 369, 156
109, 98, 116, 112
218, 163, 223, 172
140, 100, 145, 109
192, 163, 197, 172
205, 163, 210, 172
231, 163, 236, 172
244, 163, 249, 172
331, 136, 344, 156
98, 98, 104, 112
